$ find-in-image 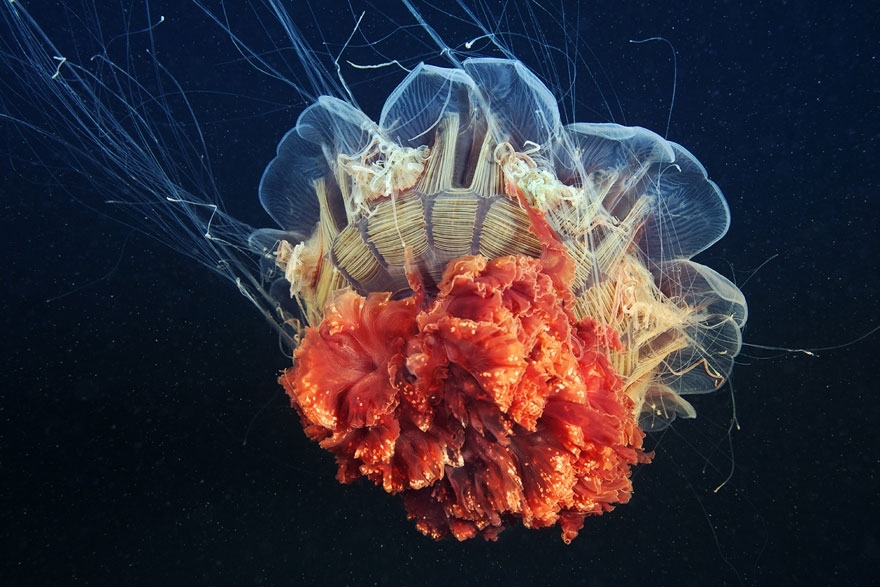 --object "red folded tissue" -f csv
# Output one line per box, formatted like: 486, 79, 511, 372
279, 187, 650, 543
